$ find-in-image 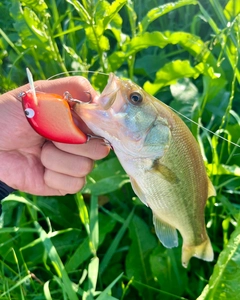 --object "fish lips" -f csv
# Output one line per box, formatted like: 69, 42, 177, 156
76, 73, 125, 114
96, 73, 127, 114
